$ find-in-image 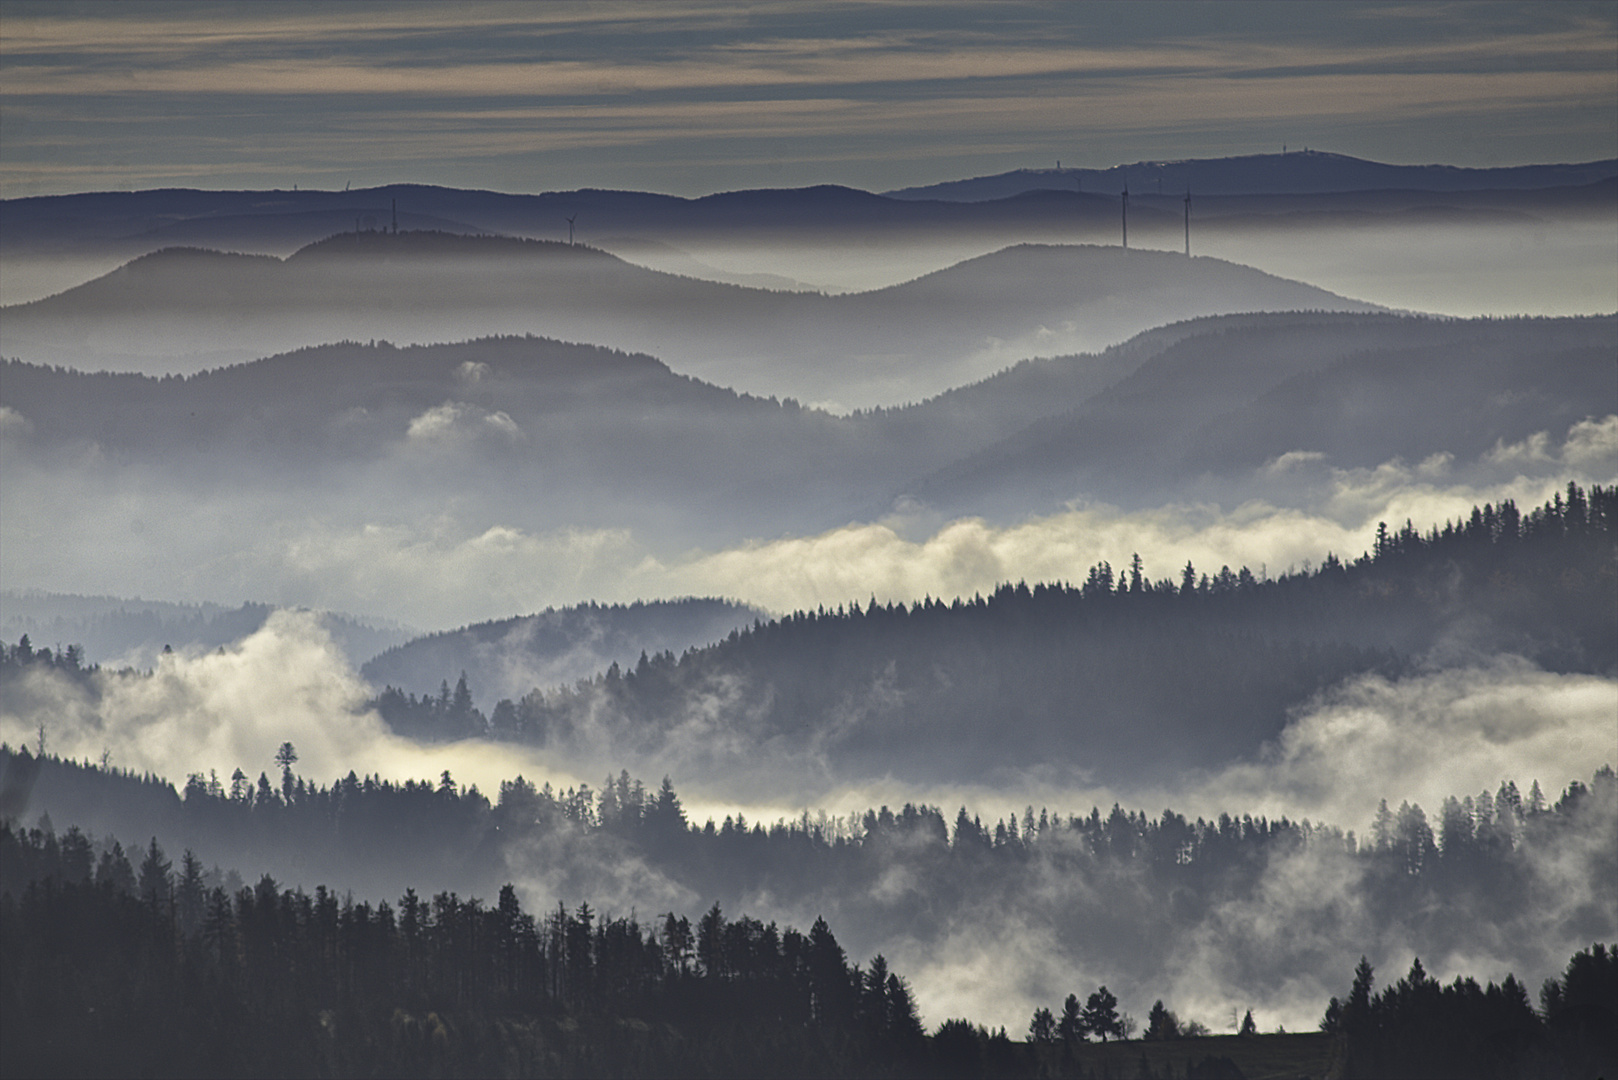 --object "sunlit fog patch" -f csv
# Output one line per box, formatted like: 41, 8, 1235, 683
404, 399, 524, 443
1178, 661, 1618, 831
666, 655, 1615, 859
671, 239, 1002, 295
639, 465, 1596, 618
0, 609, 586, 798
